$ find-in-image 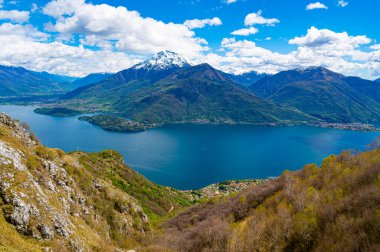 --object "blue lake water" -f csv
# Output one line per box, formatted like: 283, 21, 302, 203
1, 105, 379, 190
